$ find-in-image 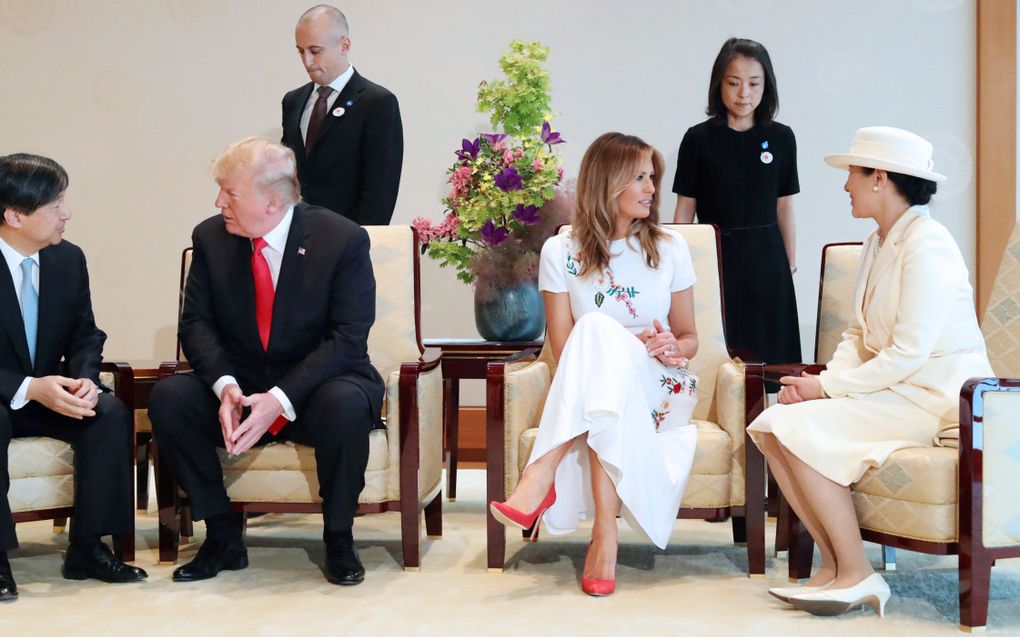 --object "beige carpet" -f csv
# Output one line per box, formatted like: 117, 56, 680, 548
3, 469, 1019, 635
